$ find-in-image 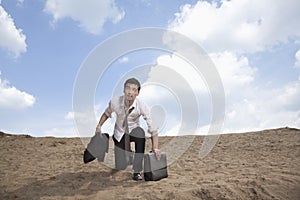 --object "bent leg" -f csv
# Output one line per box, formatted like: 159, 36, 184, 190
113, 136, 128, 170
130, 127, 145, 173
